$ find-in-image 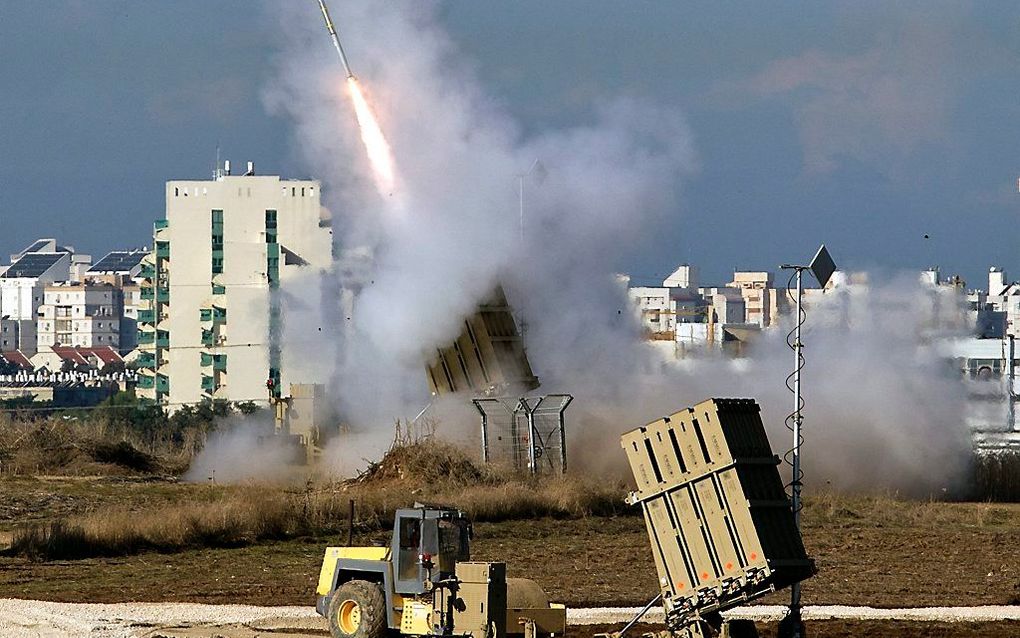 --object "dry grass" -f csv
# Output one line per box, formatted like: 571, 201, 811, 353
0, 412, 196, 477
7, 441, 630, 560
10, 440, 1020, 562
7, 480, 628, 560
